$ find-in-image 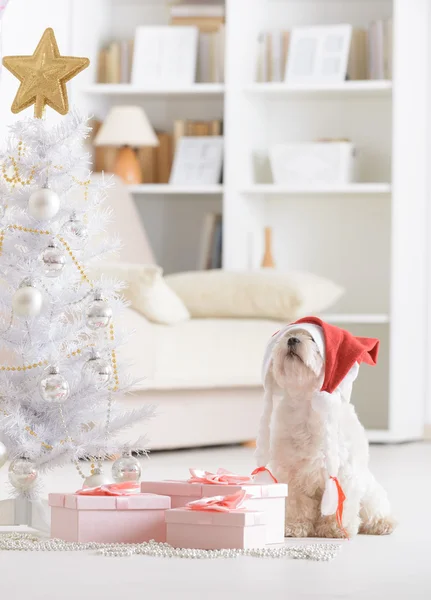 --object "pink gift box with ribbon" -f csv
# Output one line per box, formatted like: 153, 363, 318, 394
49, 489, 171, 543
165, 490, 266, 550
141, 468, 288, 544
